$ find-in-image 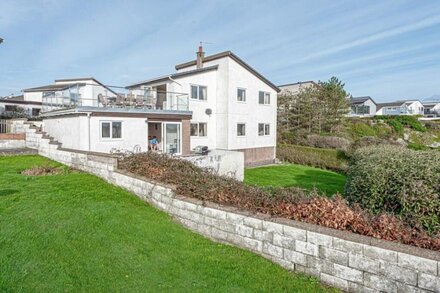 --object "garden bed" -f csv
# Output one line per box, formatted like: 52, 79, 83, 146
118, 152, 440, 251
